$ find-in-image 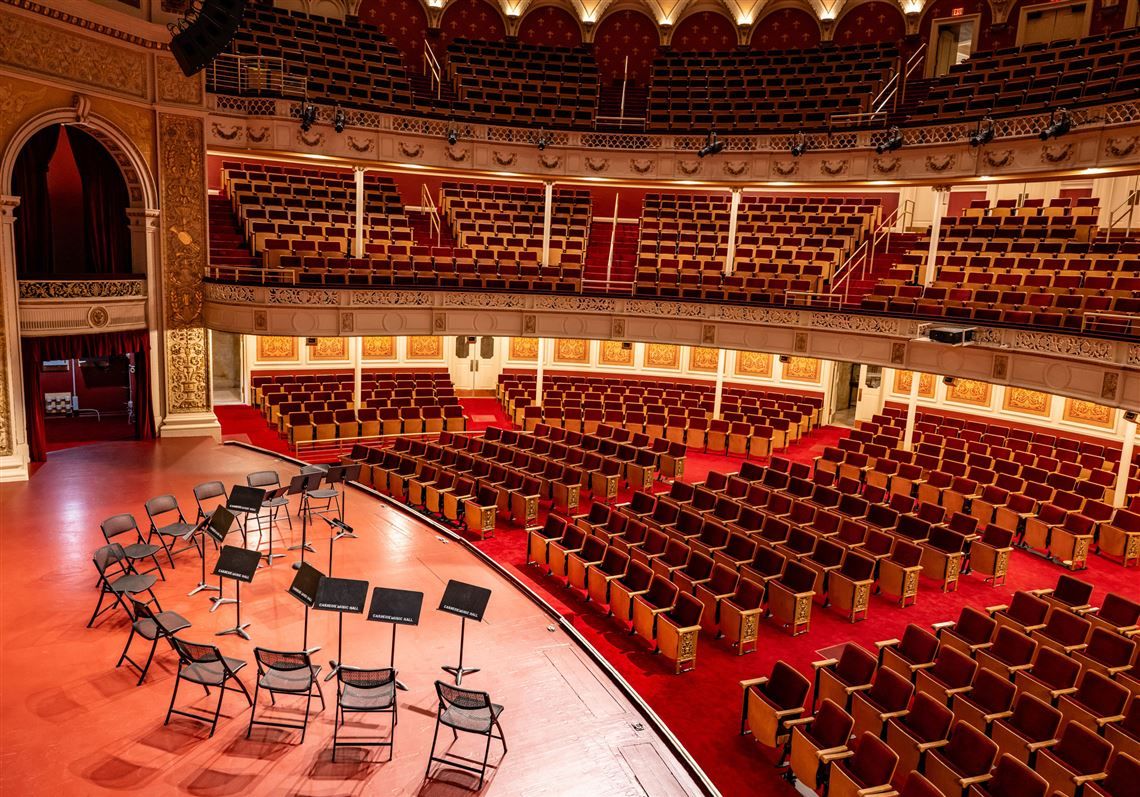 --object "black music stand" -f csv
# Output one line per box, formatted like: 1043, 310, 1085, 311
288, 561, 325, 655
438, 580, 491, 685
287, 473, 322, 552
367, 587, 424, 692
212, 544, 260, 640
314, 576, 368, 682
324, 463, 362, 521
231, 484, 278, 563
184, 505, 235, 598
318, 515, 355, 575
